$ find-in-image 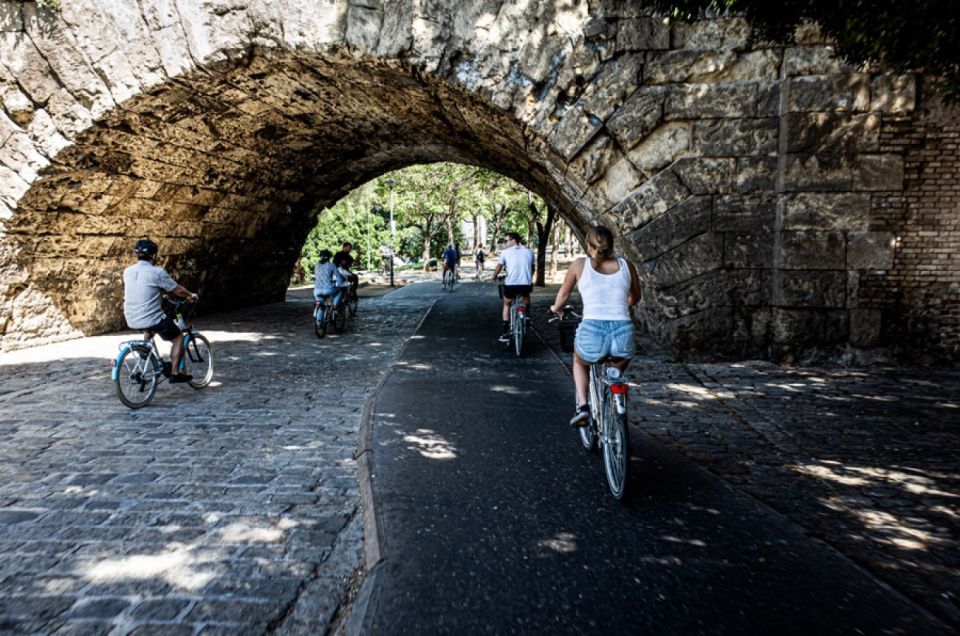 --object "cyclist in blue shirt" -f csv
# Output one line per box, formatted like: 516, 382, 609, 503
314, 250, 345, 306
442, 244, 459, 280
